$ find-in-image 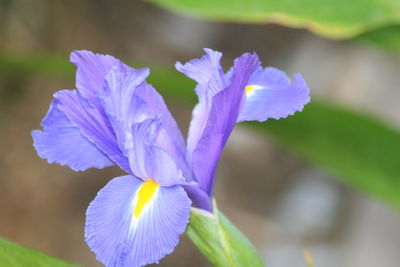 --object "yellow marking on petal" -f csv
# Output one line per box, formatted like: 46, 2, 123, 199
304, 249, 314, 267
133, 179, 159, 218
245, 85, 256, 95
245, 85, 263, 96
